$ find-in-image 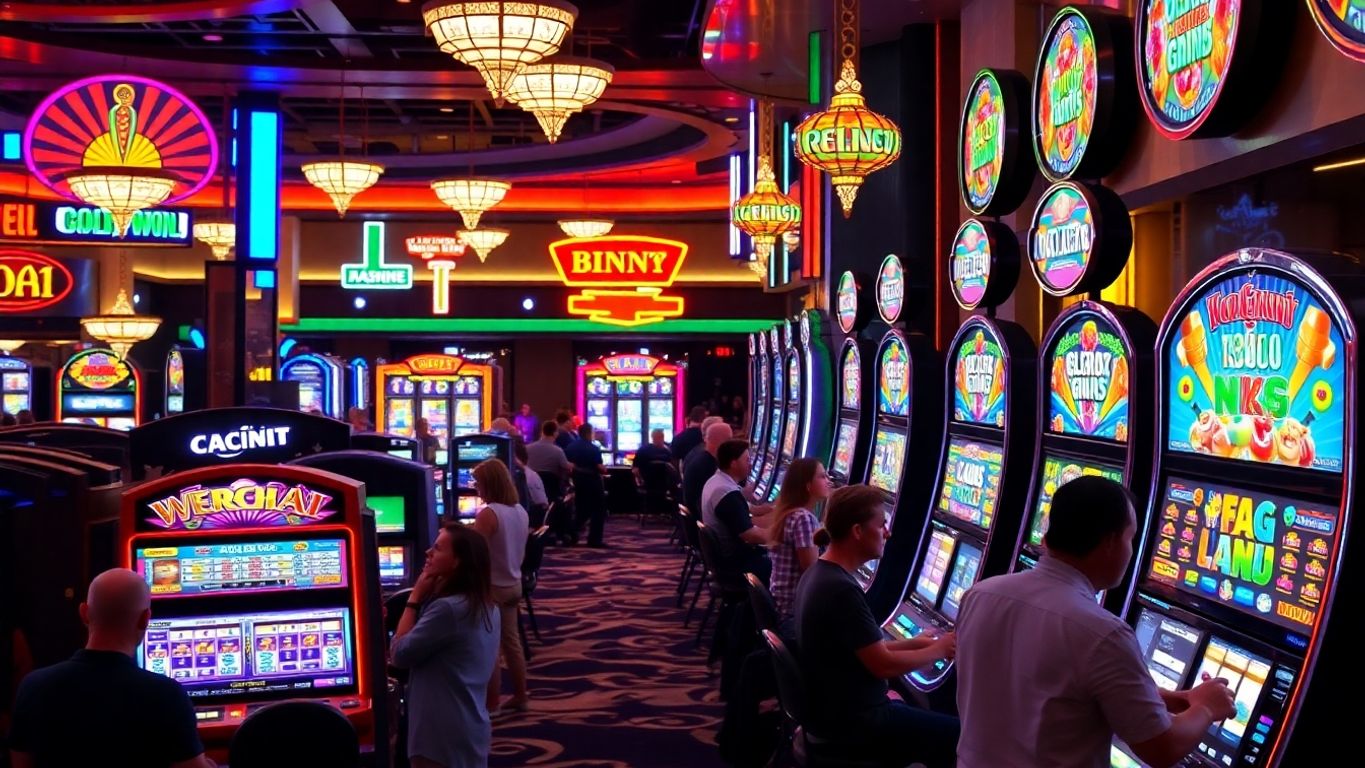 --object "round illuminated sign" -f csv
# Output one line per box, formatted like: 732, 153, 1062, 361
1308, 0, 1365, 62
800, 312, 812, 346
959, 69, 1035, 216
835, 270, 873, 335
875, 255, 906, 325
1137, 0, 1289, 139
950, 219, 1020, 311
0, 249, 75, 313
748, 333, 757, 356
1033, 6, 1136, 181
1028, 181, 1132, 296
